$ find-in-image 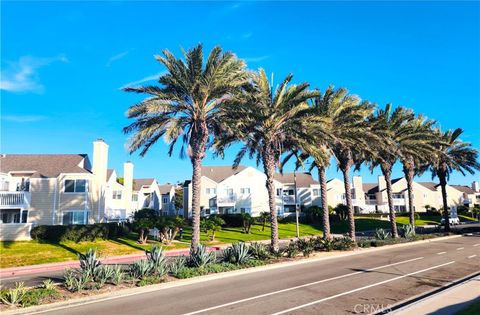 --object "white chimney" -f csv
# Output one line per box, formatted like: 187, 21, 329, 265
472, 181, 480, 193
92, 139, 109, 222
123, 161, 134, 213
